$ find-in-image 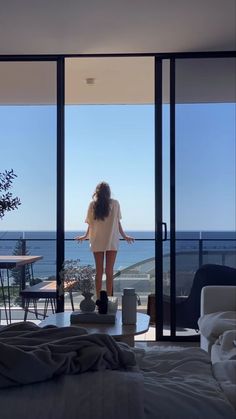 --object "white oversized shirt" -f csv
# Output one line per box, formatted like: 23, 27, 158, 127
85, 199, 122, 252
